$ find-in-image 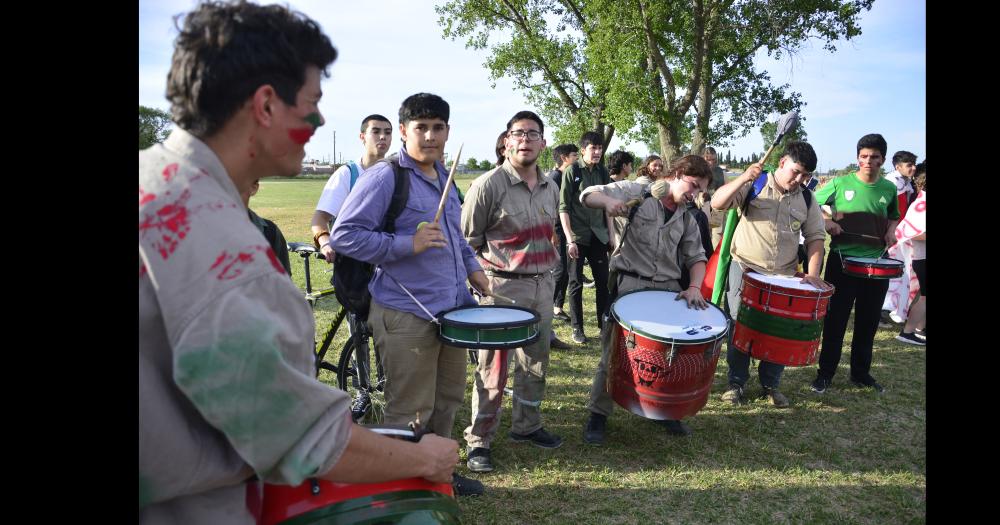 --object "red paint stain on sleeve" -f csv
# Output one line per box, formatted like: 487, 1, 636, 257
139, 186, 156, 206
162, 163, 178, 182
262, 246, 287, 275
138, 189, 193, 260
